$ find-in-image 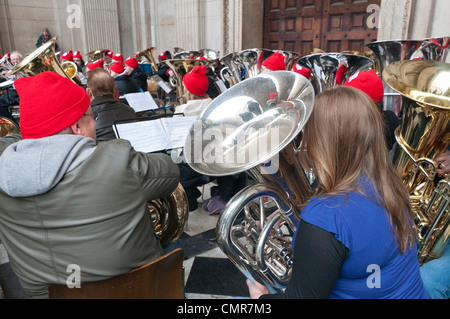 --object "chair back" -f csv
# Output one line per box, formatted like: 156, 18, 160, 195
48, 248, 184, 299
